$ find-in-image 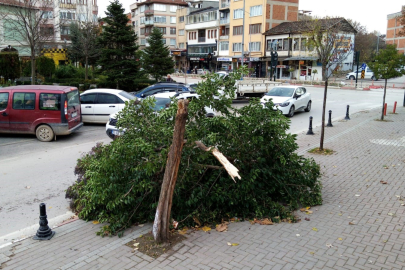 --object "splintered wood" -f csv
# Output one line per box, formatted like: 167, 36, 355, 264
195, 141, 241, 182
